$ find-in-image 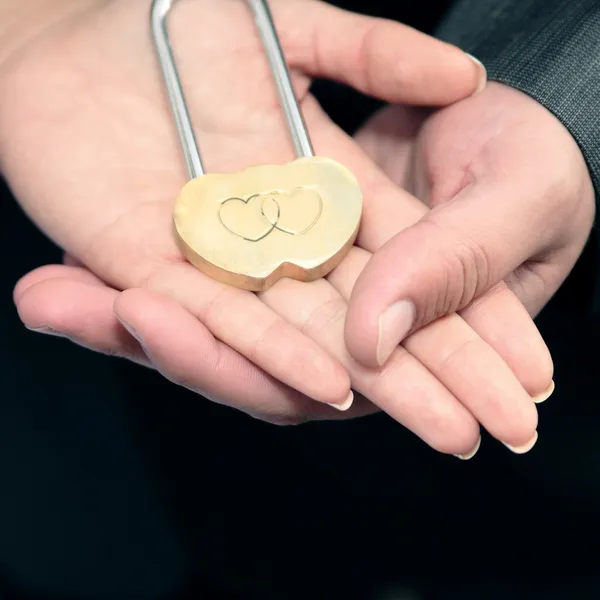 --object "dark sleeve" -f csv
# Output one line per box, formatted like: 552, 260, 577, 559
436, 0, 600, 318
436, 0, 600, 197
